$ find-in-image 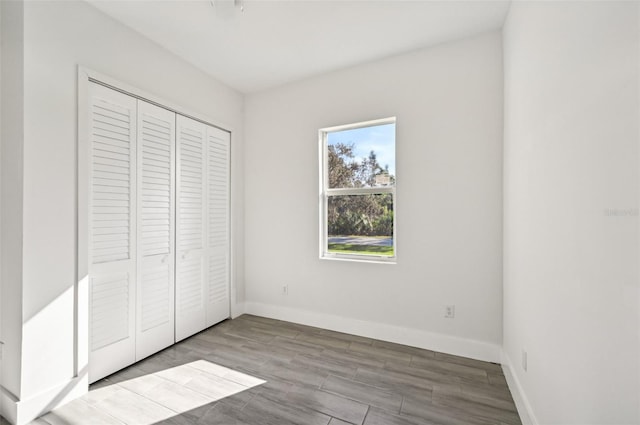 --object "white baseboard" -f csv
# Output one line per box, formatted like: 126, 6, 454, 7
244, 302, 501, 363
501, 350, 537, 425
1, 375, 88, 425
